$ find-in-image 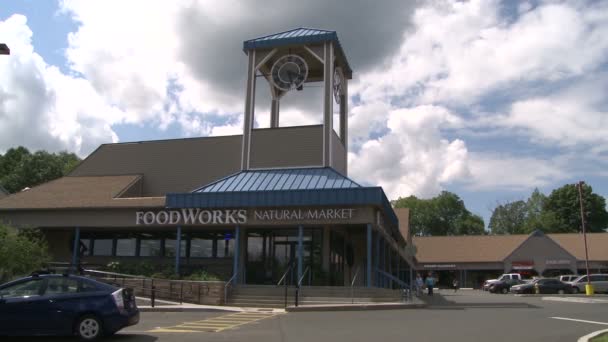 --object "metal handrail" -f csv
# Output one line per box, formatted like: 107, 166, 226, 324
224, 273, 237, 305
298, 266, 311, 287
376, 268, 409, 288
277, 262, 294, 286
294, 265, 311, 307
350, 266, 360, 304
